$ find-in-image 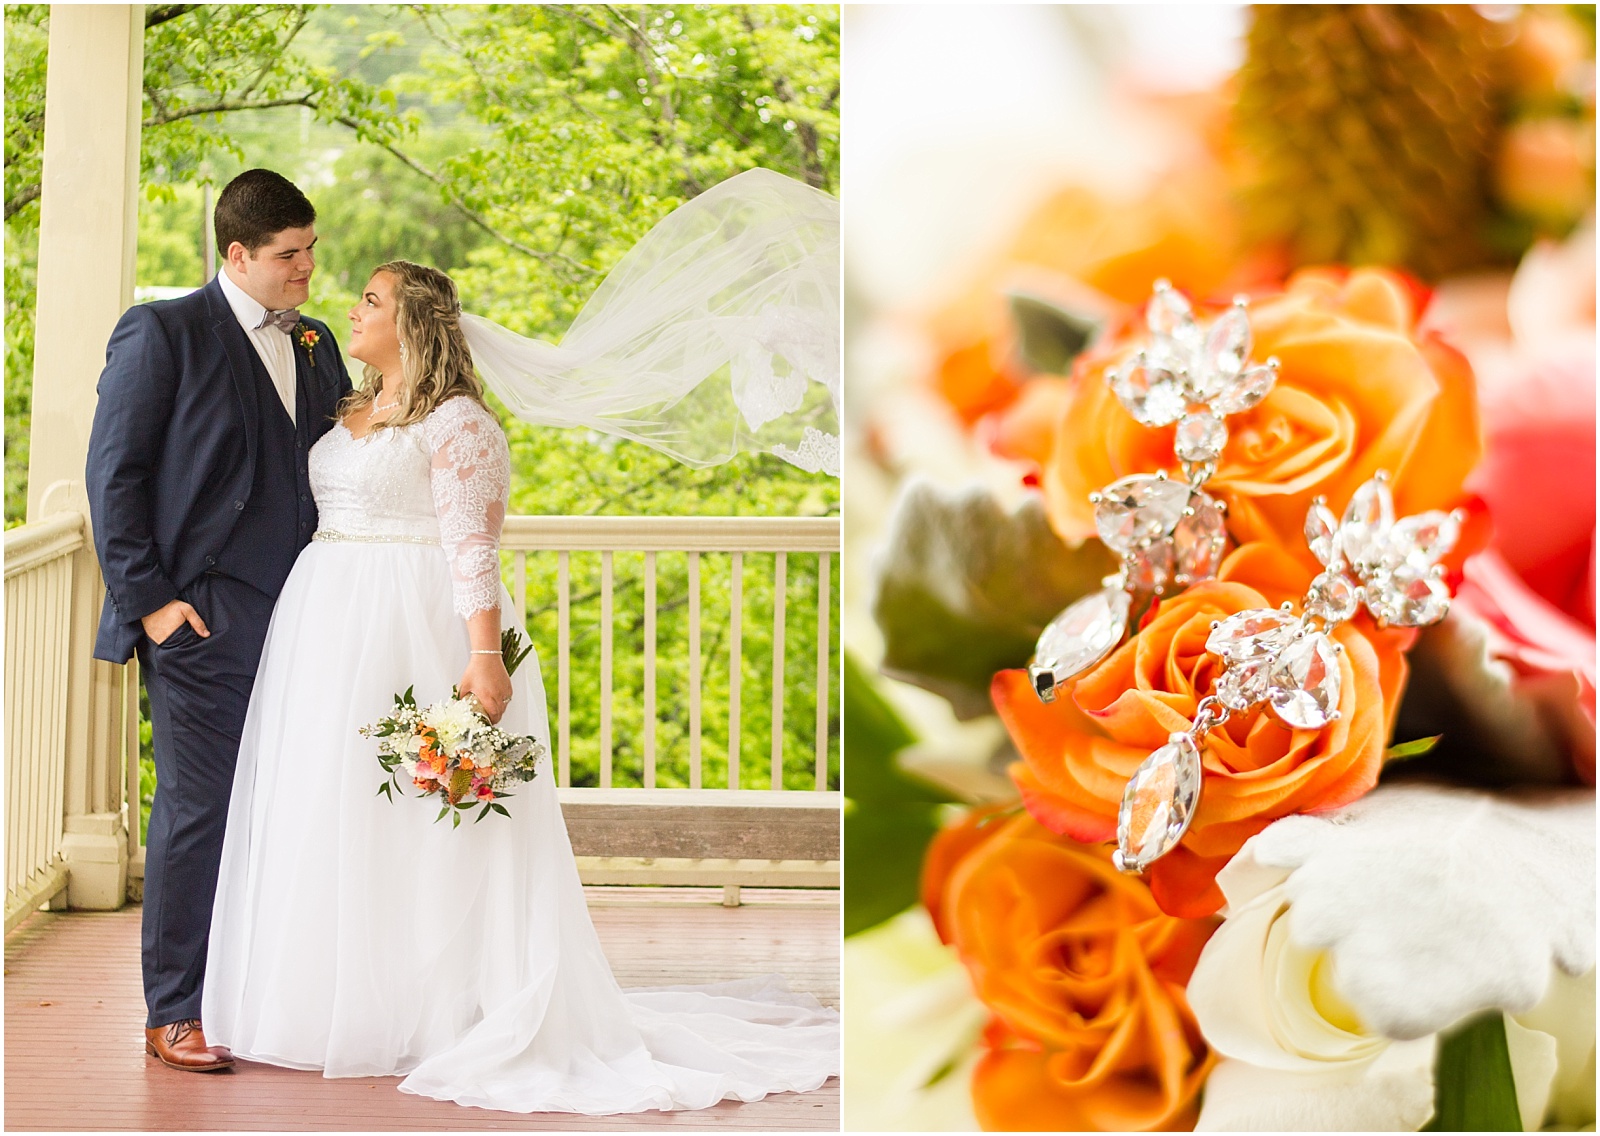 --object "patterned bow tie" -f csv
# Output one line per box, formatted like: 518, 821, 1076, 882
258, 308, 301, 334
